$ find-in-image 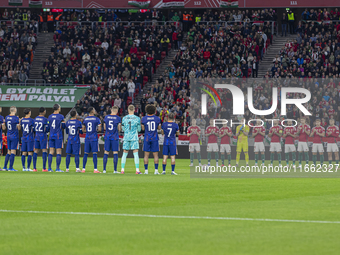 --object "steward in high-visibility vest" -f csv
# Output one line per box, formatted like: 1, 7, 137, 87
55, 14, 62, 21
47, 13, 54, 32
22, 13, 28, 21
288, 12, 294, 21
288, 11, 295, 35
195, 16, 201, 23
47, 14, 53, 22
